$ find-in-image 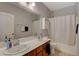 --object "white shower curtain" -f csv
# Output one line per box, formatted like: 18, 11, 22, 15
49, 14, 76, 46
